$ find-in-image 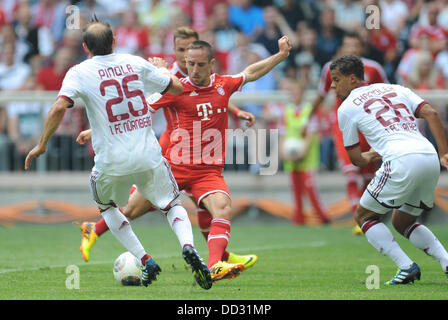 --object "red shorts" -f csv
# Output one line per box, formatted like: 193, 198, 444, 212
170, 164, 230, 207
158, 130, 171, 157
